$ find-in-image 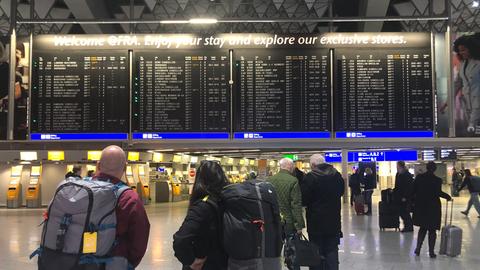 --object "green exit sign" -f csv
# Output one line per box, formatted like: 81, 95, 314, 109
283, 154, 298, 161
